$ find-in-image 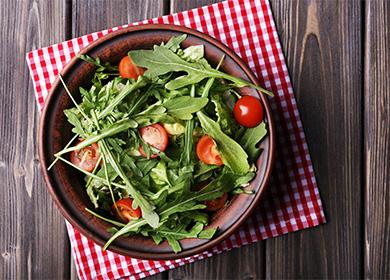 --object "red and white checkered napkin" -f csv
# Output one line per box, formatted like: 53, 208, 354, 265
26, 0, 326, 279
